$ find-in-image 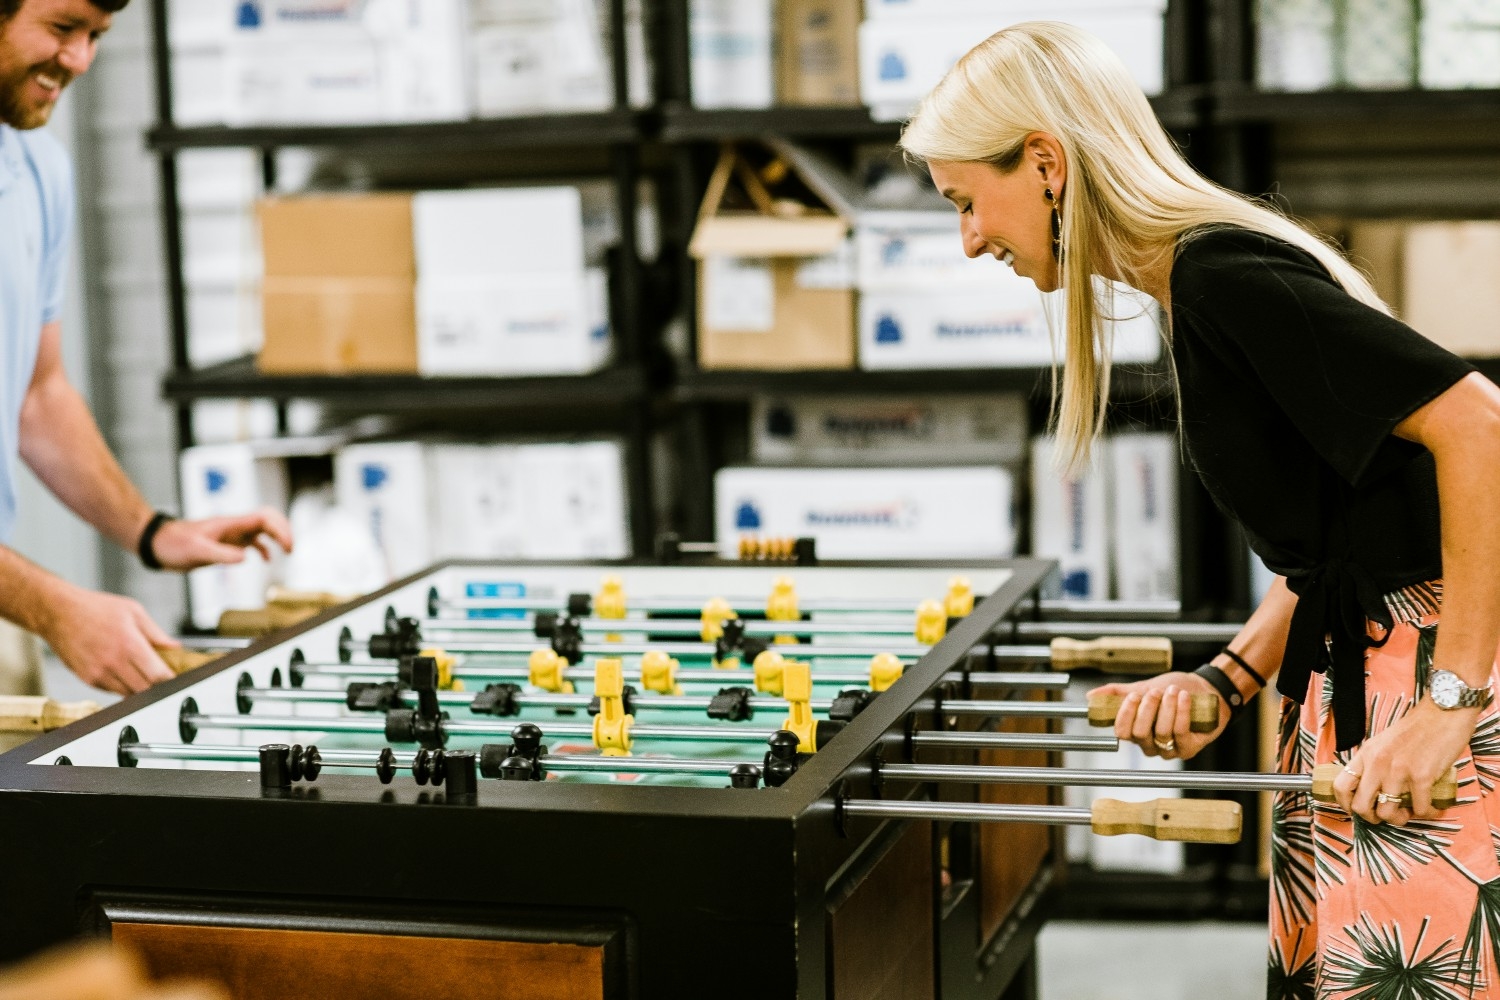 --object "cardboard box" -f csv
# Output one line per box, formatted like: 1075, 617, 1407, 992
715, 465, 1015, 559
1403, 221, 1500, 357
469, 0, 611, 116
858, 4, 1166, 120
1344, 219, 1407, 314
751, 393, 1028, 466
692, 142, 861, 369
179, 443, 289, 630
690, 0, 775, 108
1420, 0, 1500, 89
428, 441, 630, 560
257, 194, 418, 374
858, 285, 1161, 370
1109, 432, 1178, 601
227, 0, 469, 124
334, 442, 432, 582
1030, 435, 1110, 600
776, 0, 862, 106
